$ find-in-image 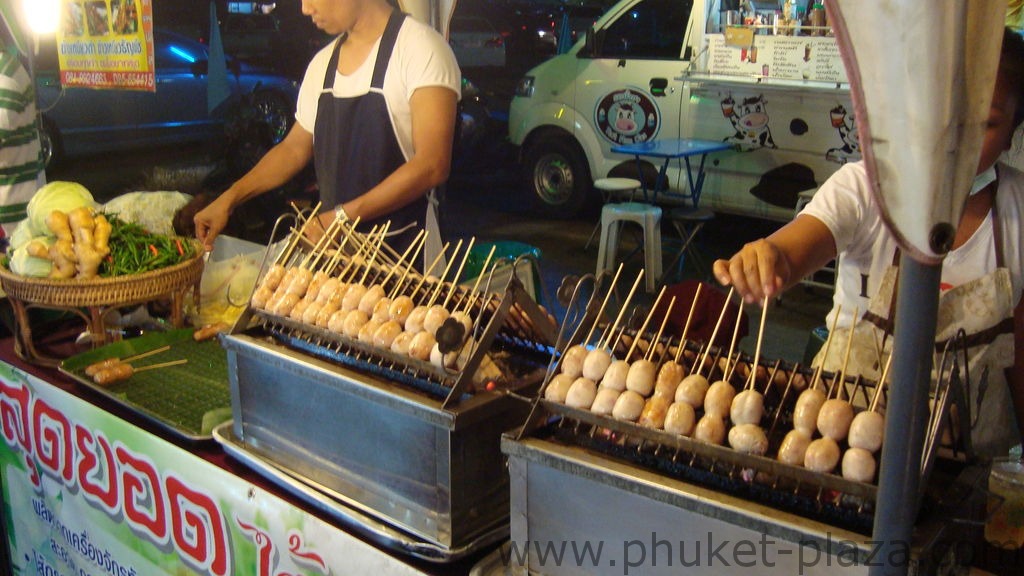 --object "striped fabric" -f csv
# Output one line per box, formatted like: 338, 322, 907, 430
0, 40, 43, 236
